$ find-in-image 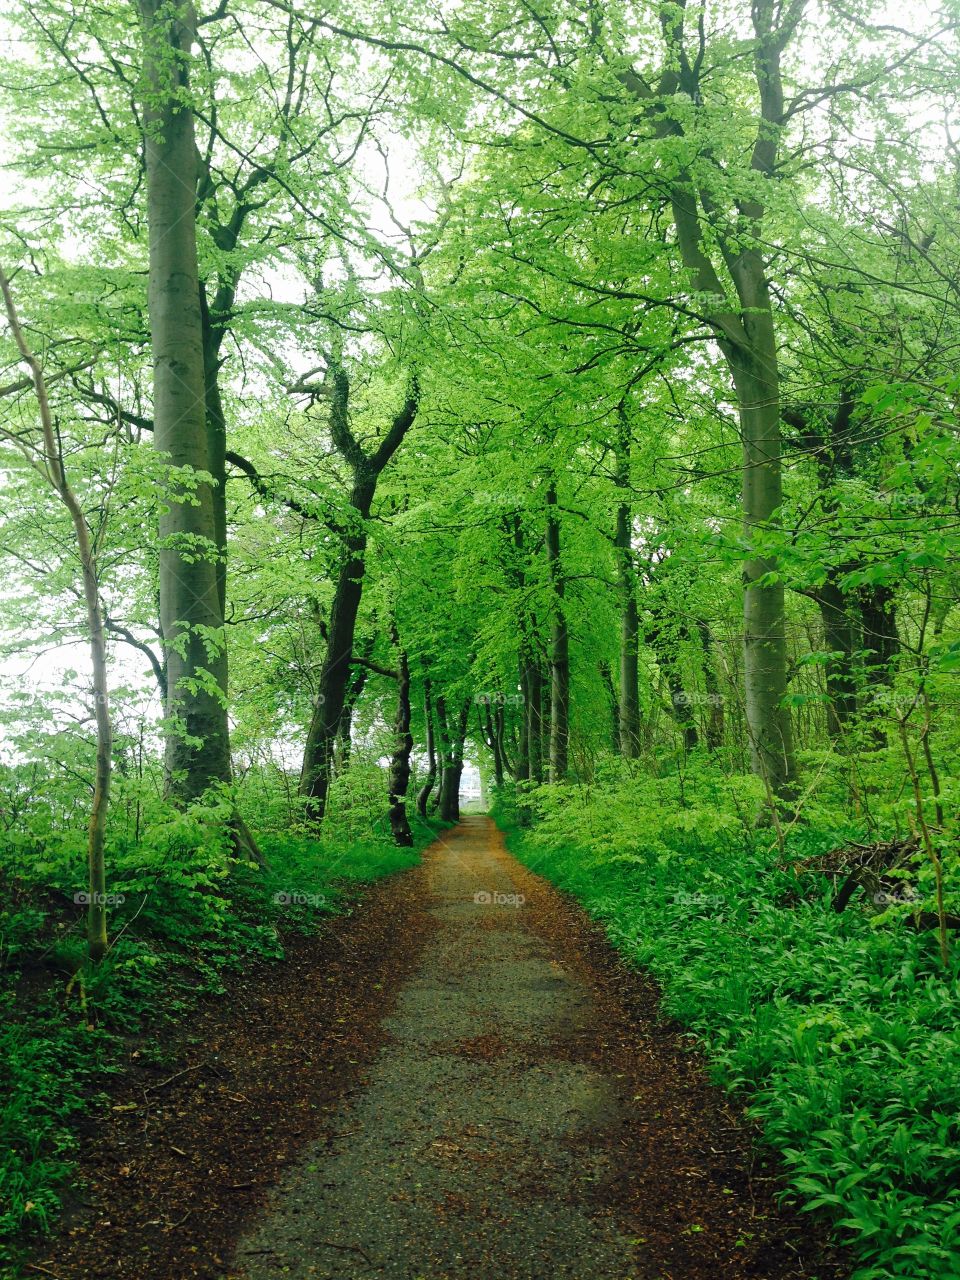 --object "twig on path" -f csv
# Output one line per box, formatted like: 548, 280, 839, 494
144, 1062, 208, 1093
24, 1264, 63, 1279
319, 1239, 374, 1266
